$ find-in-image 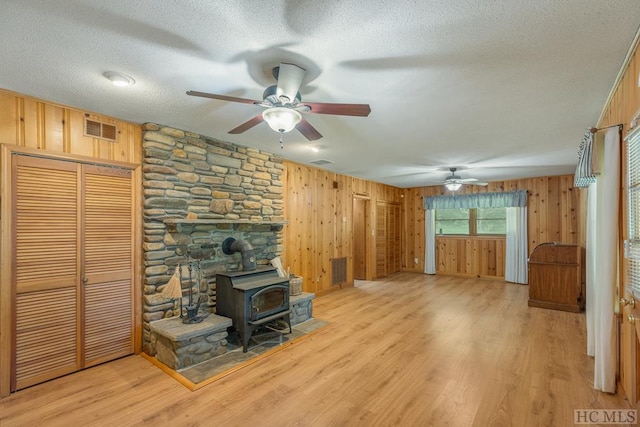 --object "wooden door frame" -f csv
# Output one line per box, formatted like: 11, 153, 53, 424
352, 196, 370, 280
0, 144, 142, 398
